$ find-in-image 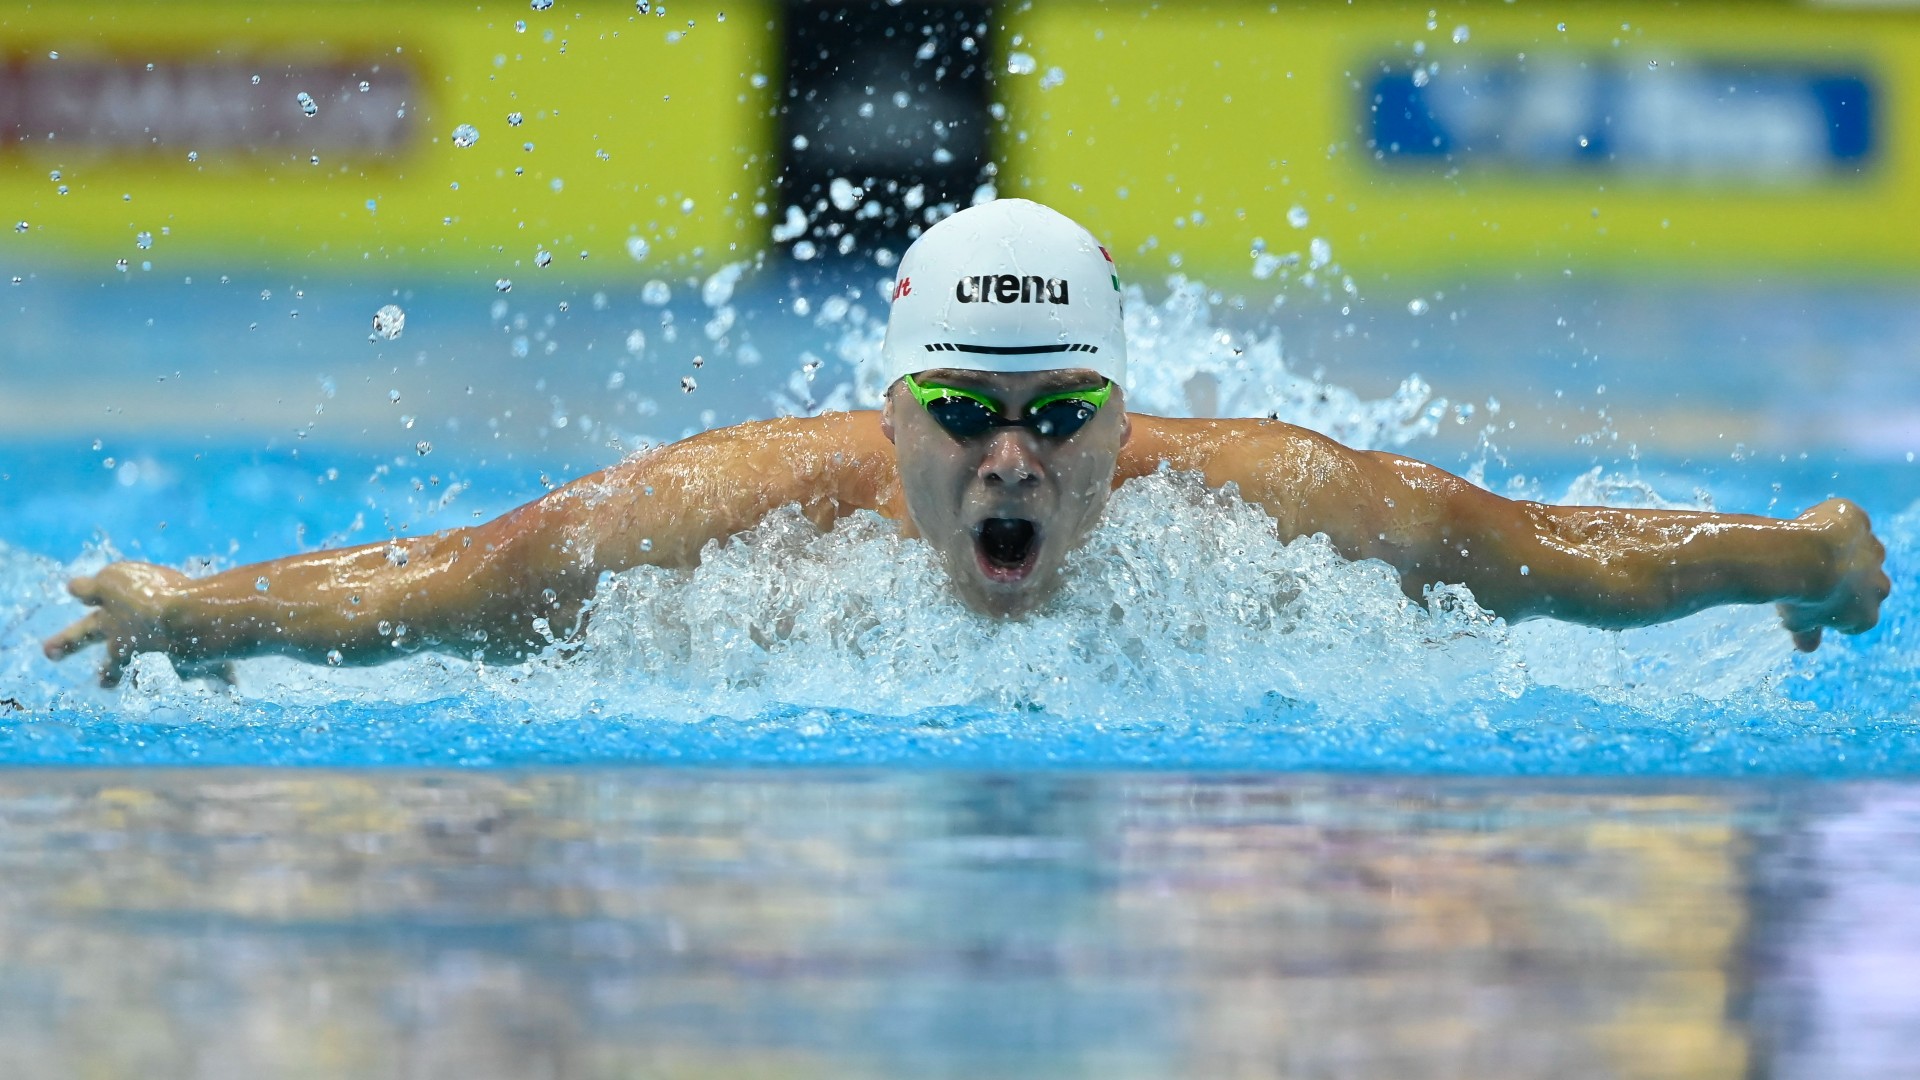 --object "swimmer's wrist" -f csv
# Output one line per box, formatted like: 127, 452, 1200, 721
1762, 517, 1840, 607
170, 576, 272, 661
